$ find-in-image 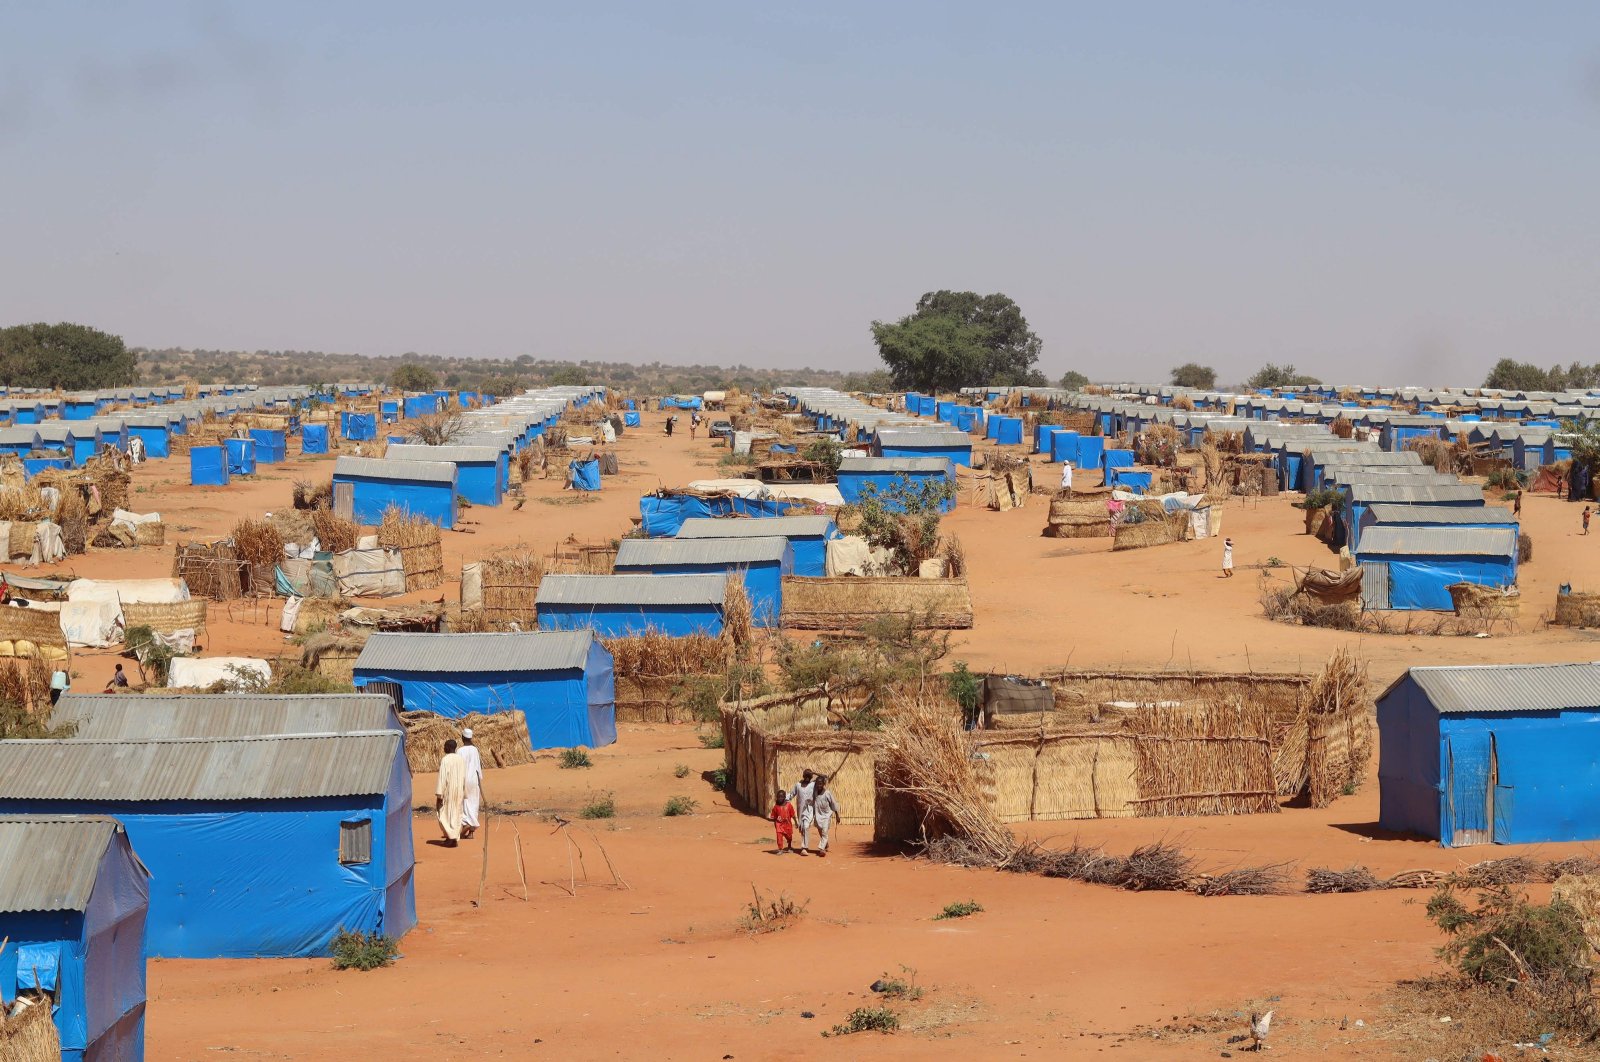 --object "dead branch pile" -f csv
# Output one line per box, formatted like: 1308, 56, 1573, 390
1305, 865, 1385, 893
1305, 855, 1600, 894
1189, 862, 1295, 897
293, 479, 334, 510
